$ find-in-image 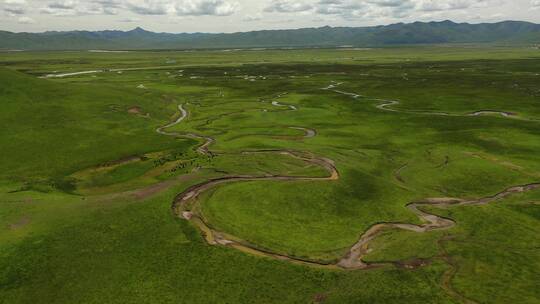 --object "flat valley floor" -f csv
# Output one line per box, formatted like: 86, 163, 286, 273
1, 46, 539, 303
